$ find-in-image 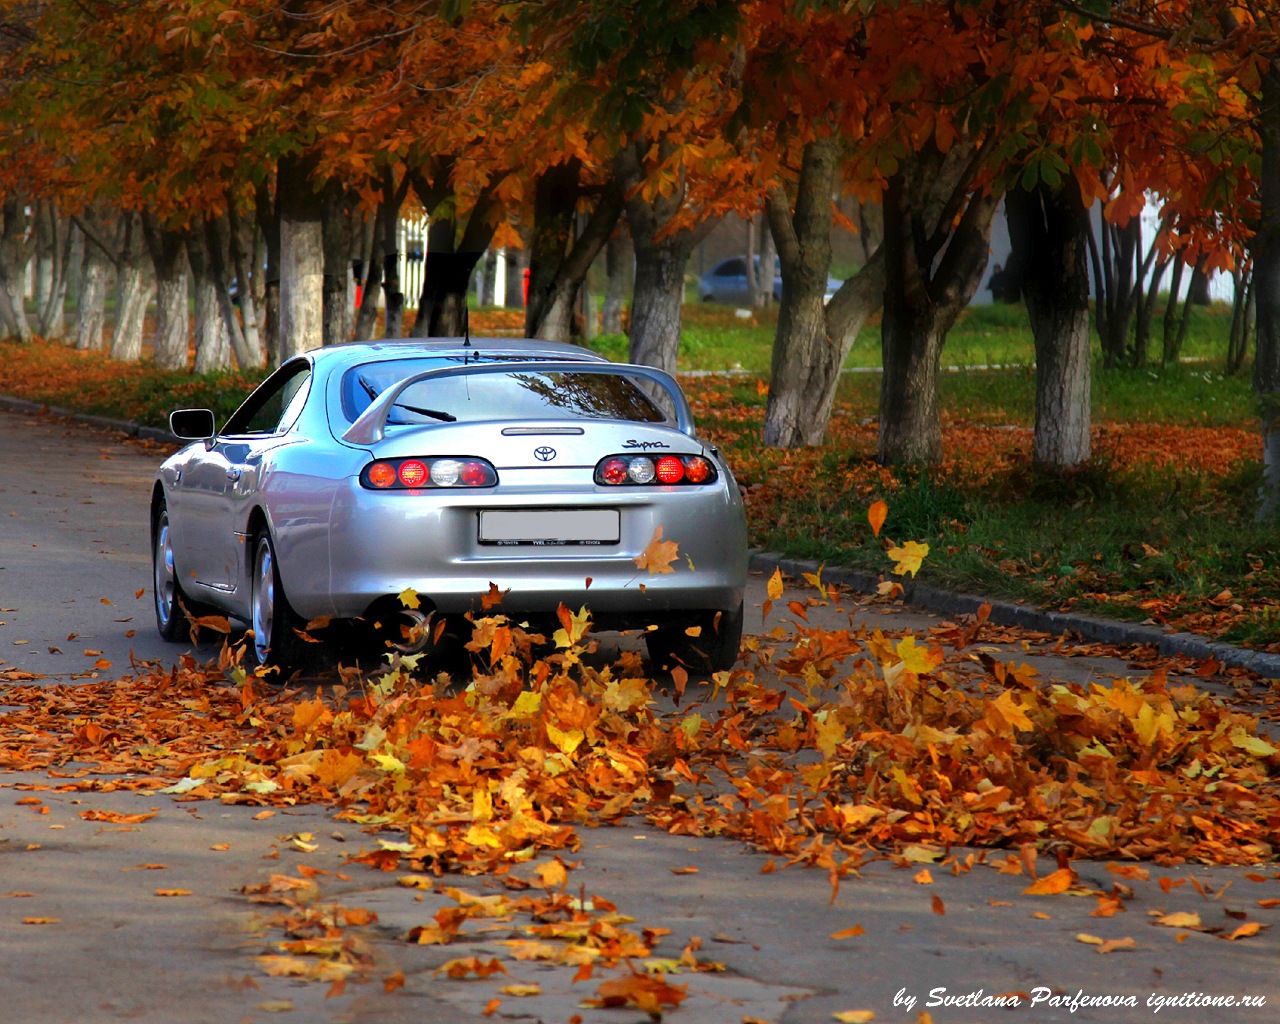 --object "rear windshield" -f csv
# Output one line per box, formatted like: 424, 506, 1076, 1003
341, 359, 667, 425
